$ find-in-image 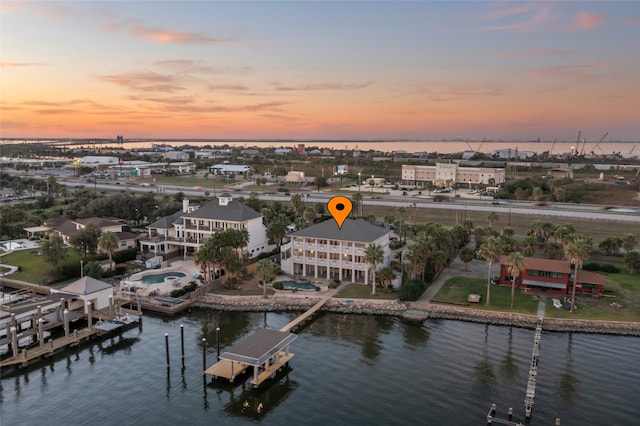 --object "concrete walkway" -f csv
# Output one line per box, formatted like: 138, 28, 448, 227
537, 296, 546, 319
412, 247, 489, 307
